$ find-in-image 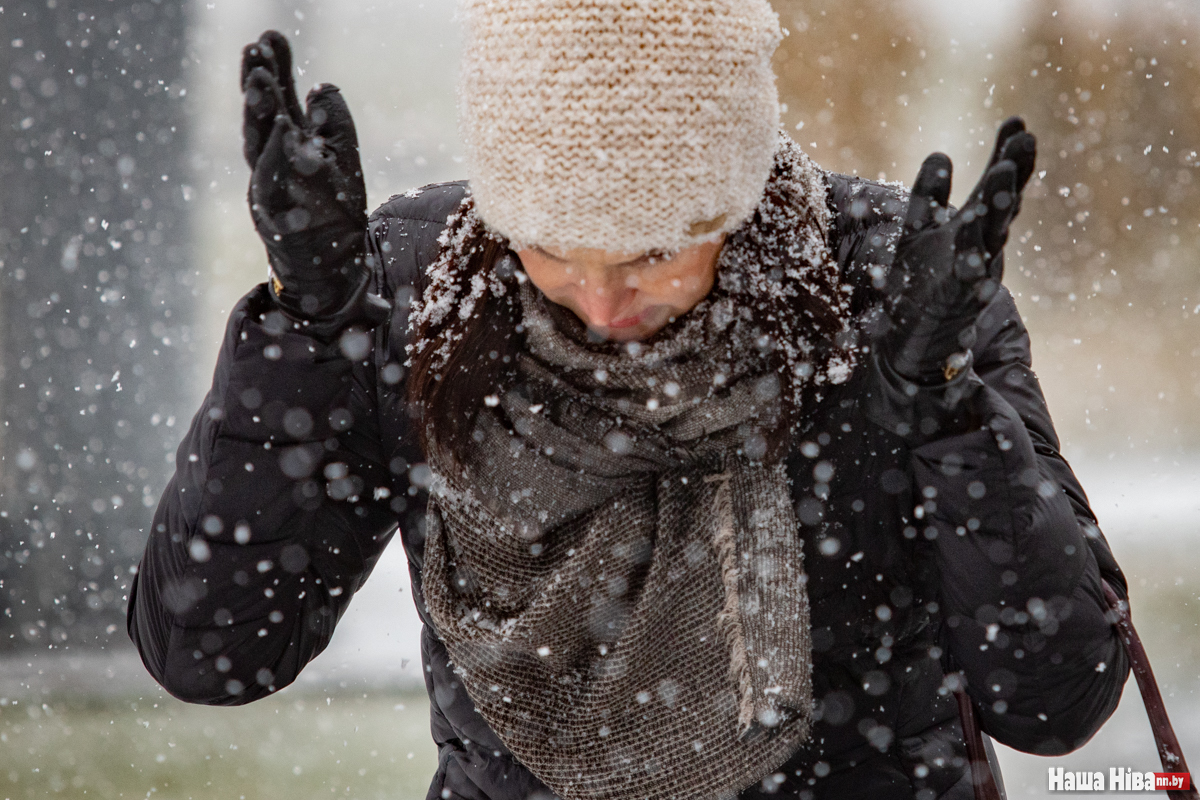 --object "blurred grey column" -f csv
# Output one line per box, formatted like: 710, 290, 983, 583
0, 2, 194, 651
